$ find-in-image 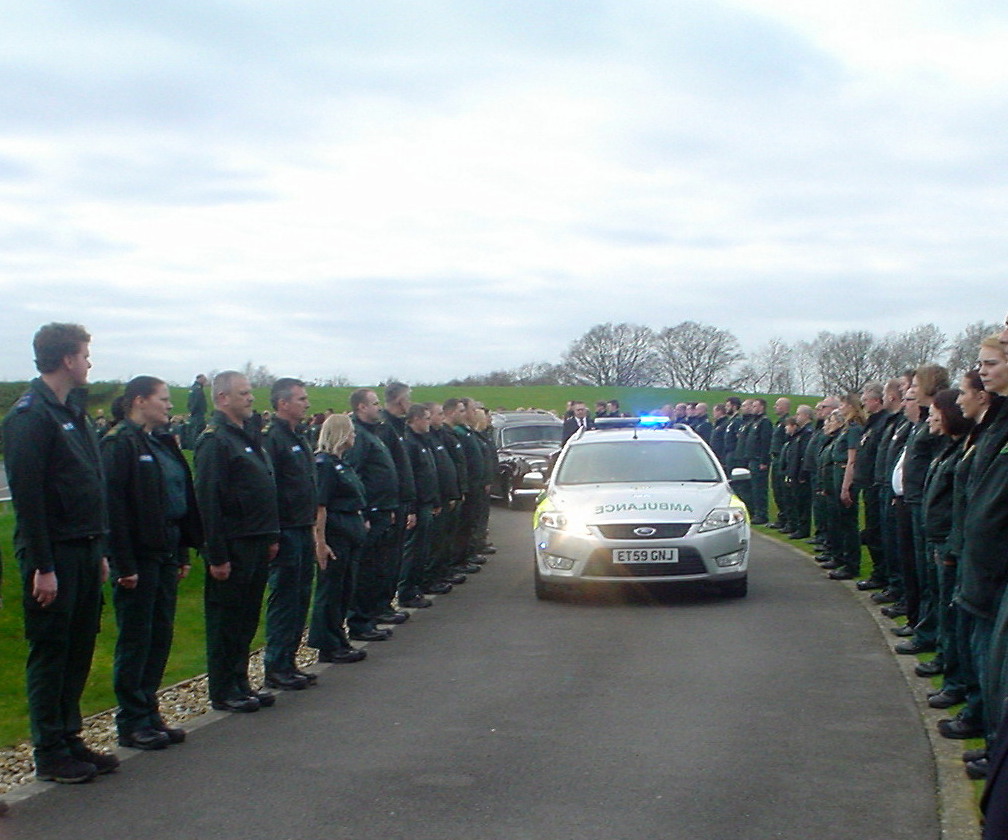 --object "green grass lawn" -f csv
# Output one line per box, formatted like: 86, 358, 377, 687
163, 384, 820, 421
